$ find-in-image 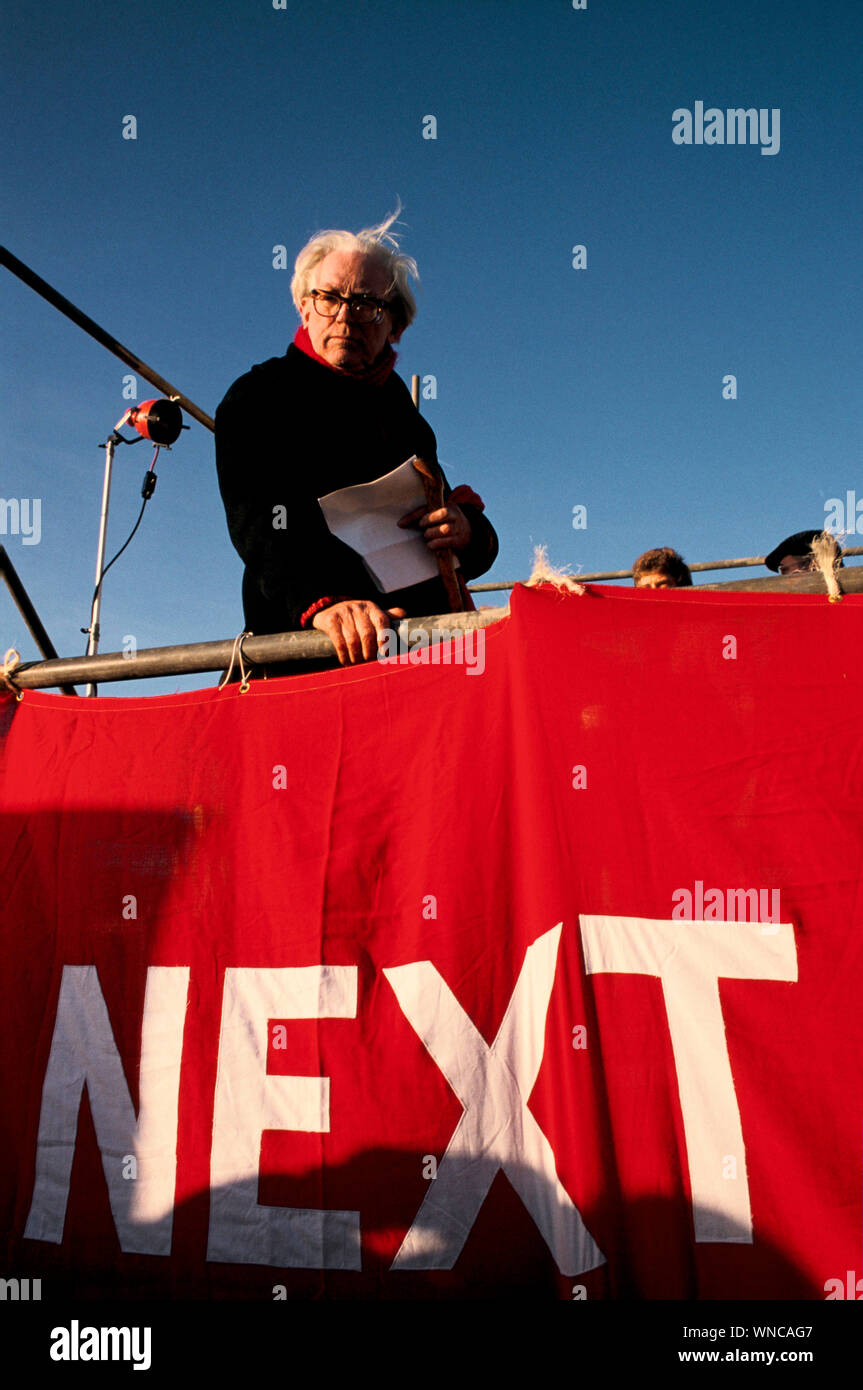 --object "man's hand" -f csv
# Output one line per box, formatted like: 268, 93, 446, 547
312, 600, 407, 666
398, 503, 472, 551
